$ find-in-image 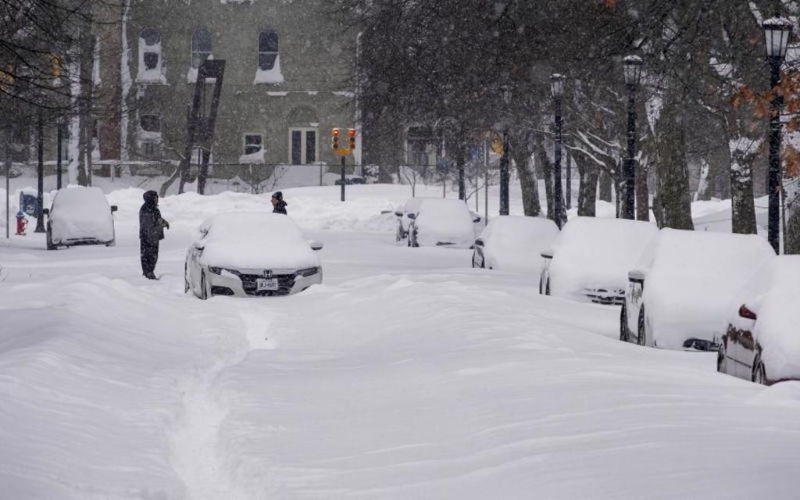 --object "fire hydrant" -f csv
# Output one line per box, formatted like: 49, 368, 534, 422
15, 210, 28, 236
